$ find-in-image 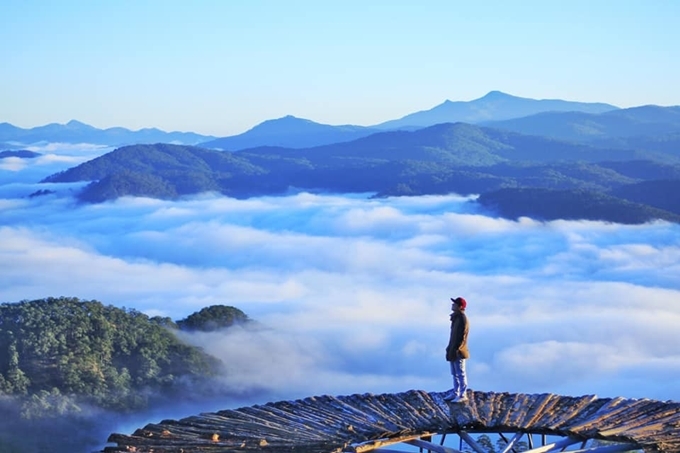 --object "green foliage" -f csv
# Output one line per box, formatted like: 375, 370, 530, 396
0, 297, 221, 412
19, 388, 81, 420
177, 305, 251, 332
79, 169, 178, 202
477, 188, 680, 224
476, 434, 495, 452
43, 143, 268, 201
612, 179, 680, 214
